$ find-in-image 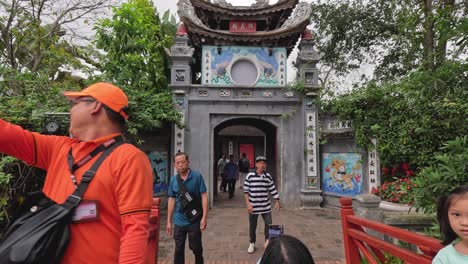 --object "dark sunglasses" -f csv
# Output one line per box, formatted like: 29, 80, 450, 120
68, 99, 96, 107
